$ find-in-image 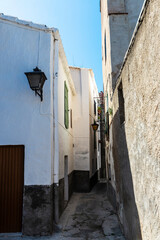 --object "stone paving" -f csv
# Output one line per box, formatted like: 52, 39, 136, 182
0, 182, 125, 240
